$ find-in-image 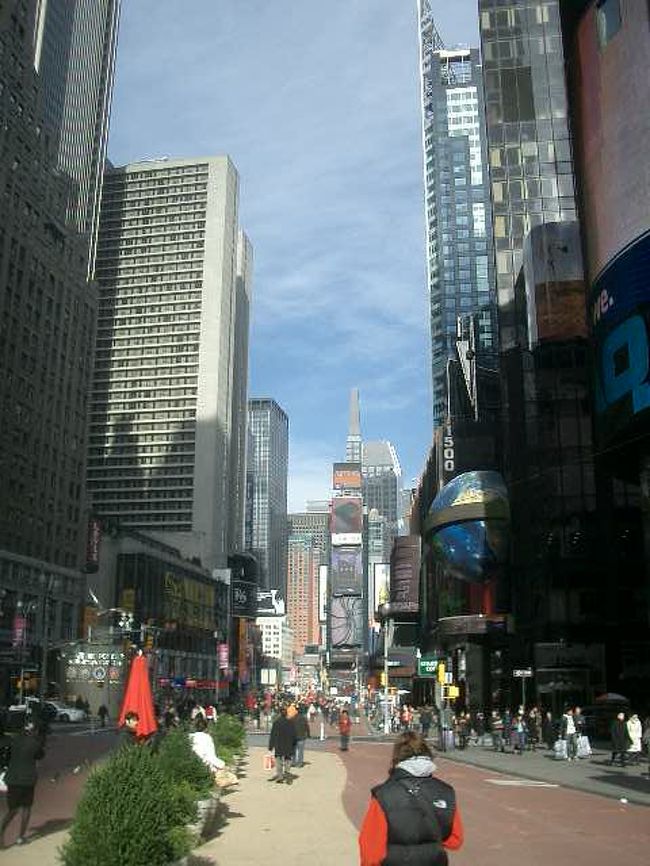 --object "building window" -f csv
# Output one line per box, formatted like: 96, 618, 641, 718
596, 0, 622, 48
